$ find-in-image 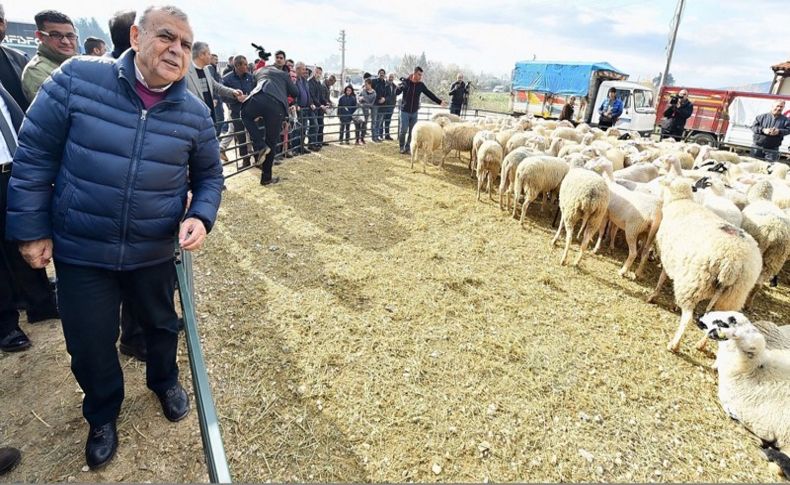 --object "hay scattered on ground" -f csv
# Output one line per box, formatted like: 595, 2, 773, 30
2, 142, 787, 482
